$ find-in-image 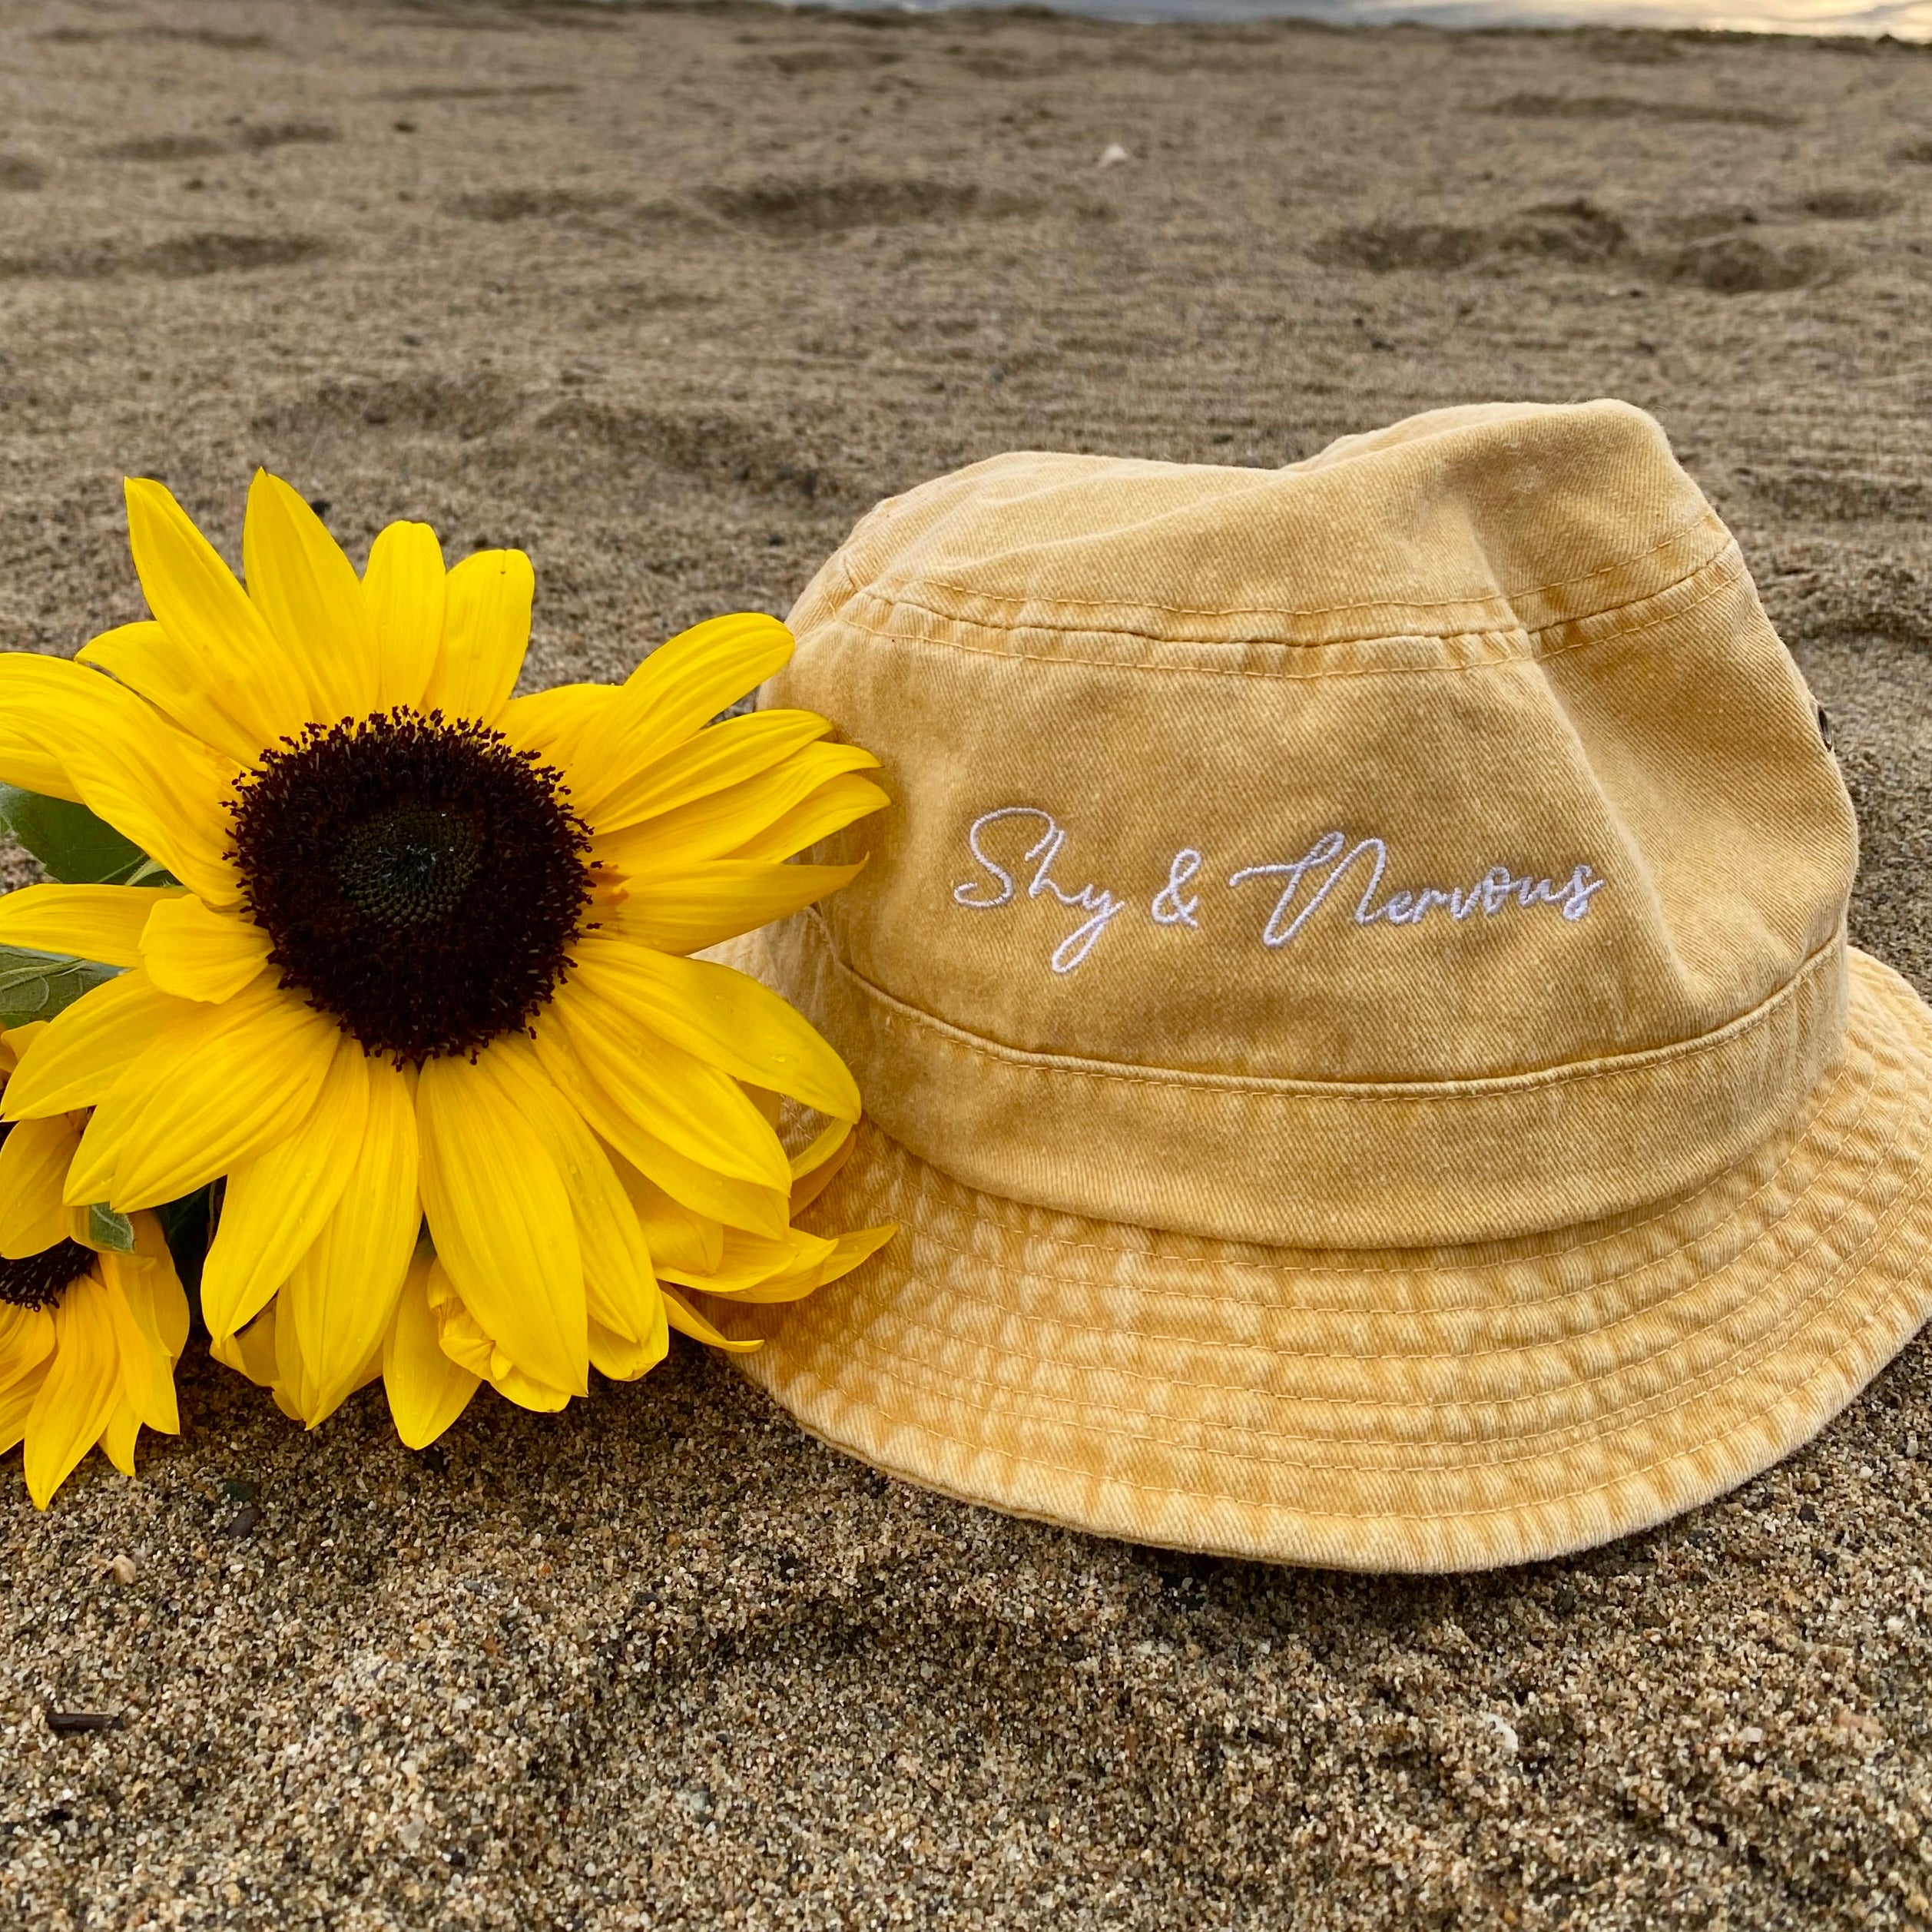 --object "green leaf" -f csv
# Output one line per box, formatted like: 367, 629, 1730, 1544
0, 784, 170, 886
157, 1183, 216, 1313
0, 943, 122, 1027
86, 1202, 137, 1253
